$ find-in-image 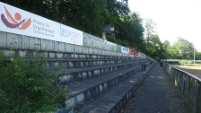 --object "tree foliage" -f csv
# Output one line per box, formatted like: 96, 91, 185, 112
144, 19, 156, 43
116, 12, 144, 48
164, 37, 195, 59
172, 38, 194, 59
163, 40, 170, 49
145, 34, 165, 60
196, 52, 201, 60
